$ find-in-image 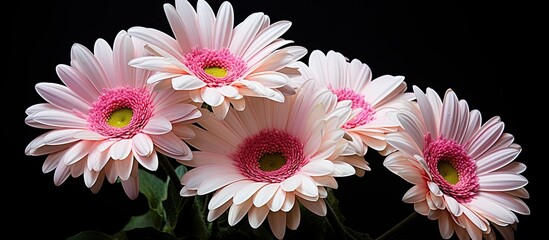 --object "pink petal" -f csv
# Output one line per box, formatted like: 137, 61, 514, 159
53, 161, 71, 186
247, 71, 289, 88
248, 205, 269, 229
253, 184, 279, 207
332, 162, 356, 177
83, 169, 99, 188
212, 1, 233, 49
478, 173, 528, 191
202, 87, 225, 107
132, 133, 153, 156
42, 152, 63, 173
281, 193, 296, 212
286, 205, 301, 230
109, 139, 132, 160
197, 172, 246, 195
281, 174, 303, 192
150, 132, 189, 156
143, 117, 173, 135
121, 166, 139, 200
467, 117, 504, 159
115, 154, 134, 181
228, 200, 253, 226
211, 100, 230, 119
479, 192, 530, 215
476, 147, 521, 175
73, 130, 105, 140
70, 43, 109, 91
207, 201, 231, 222
229, 12, 264, 56
296, 176, 318, 198
43, 129, 82, 145
35, 83, 89, 113
444, 195, 463, 216
233, 182, 268, 205
63, 141, 94, 165
56, 64, 98, 103
297, 198, 326, 216
172, 75, 207, 90
267, 210, 287, 240
32, 110, 87, 128
403, 185, 427, 203
268, 187, 286, 212
127, 26, 182, 60
300, 160, 334, 176
241, 20, 291, 61
208, 180, 253, 210
135, 152, 159, 171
